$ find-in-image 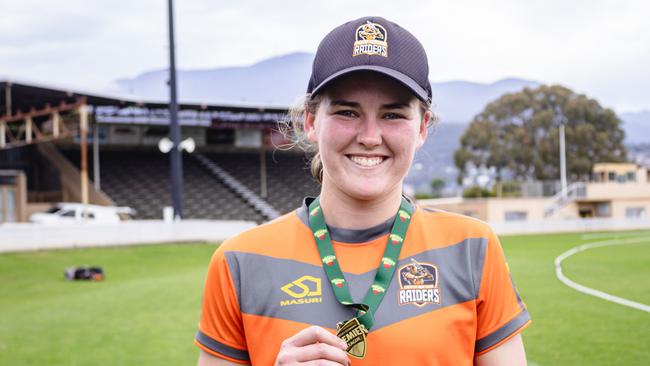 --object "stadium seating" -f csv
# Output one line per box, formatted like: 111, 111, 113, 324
59, 148, 319, 222
202, 151, 319, 214
192, 153, 281, 220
